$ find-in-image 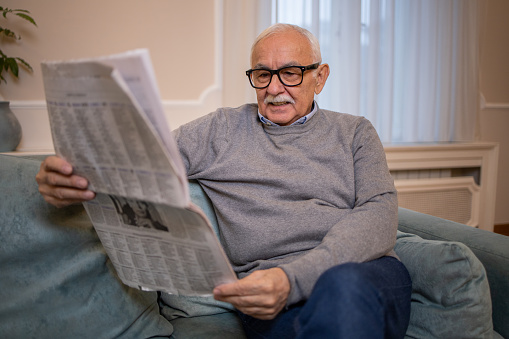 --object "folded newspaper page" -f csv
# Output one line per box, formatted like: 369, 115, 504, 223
41, 49, 237, 295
